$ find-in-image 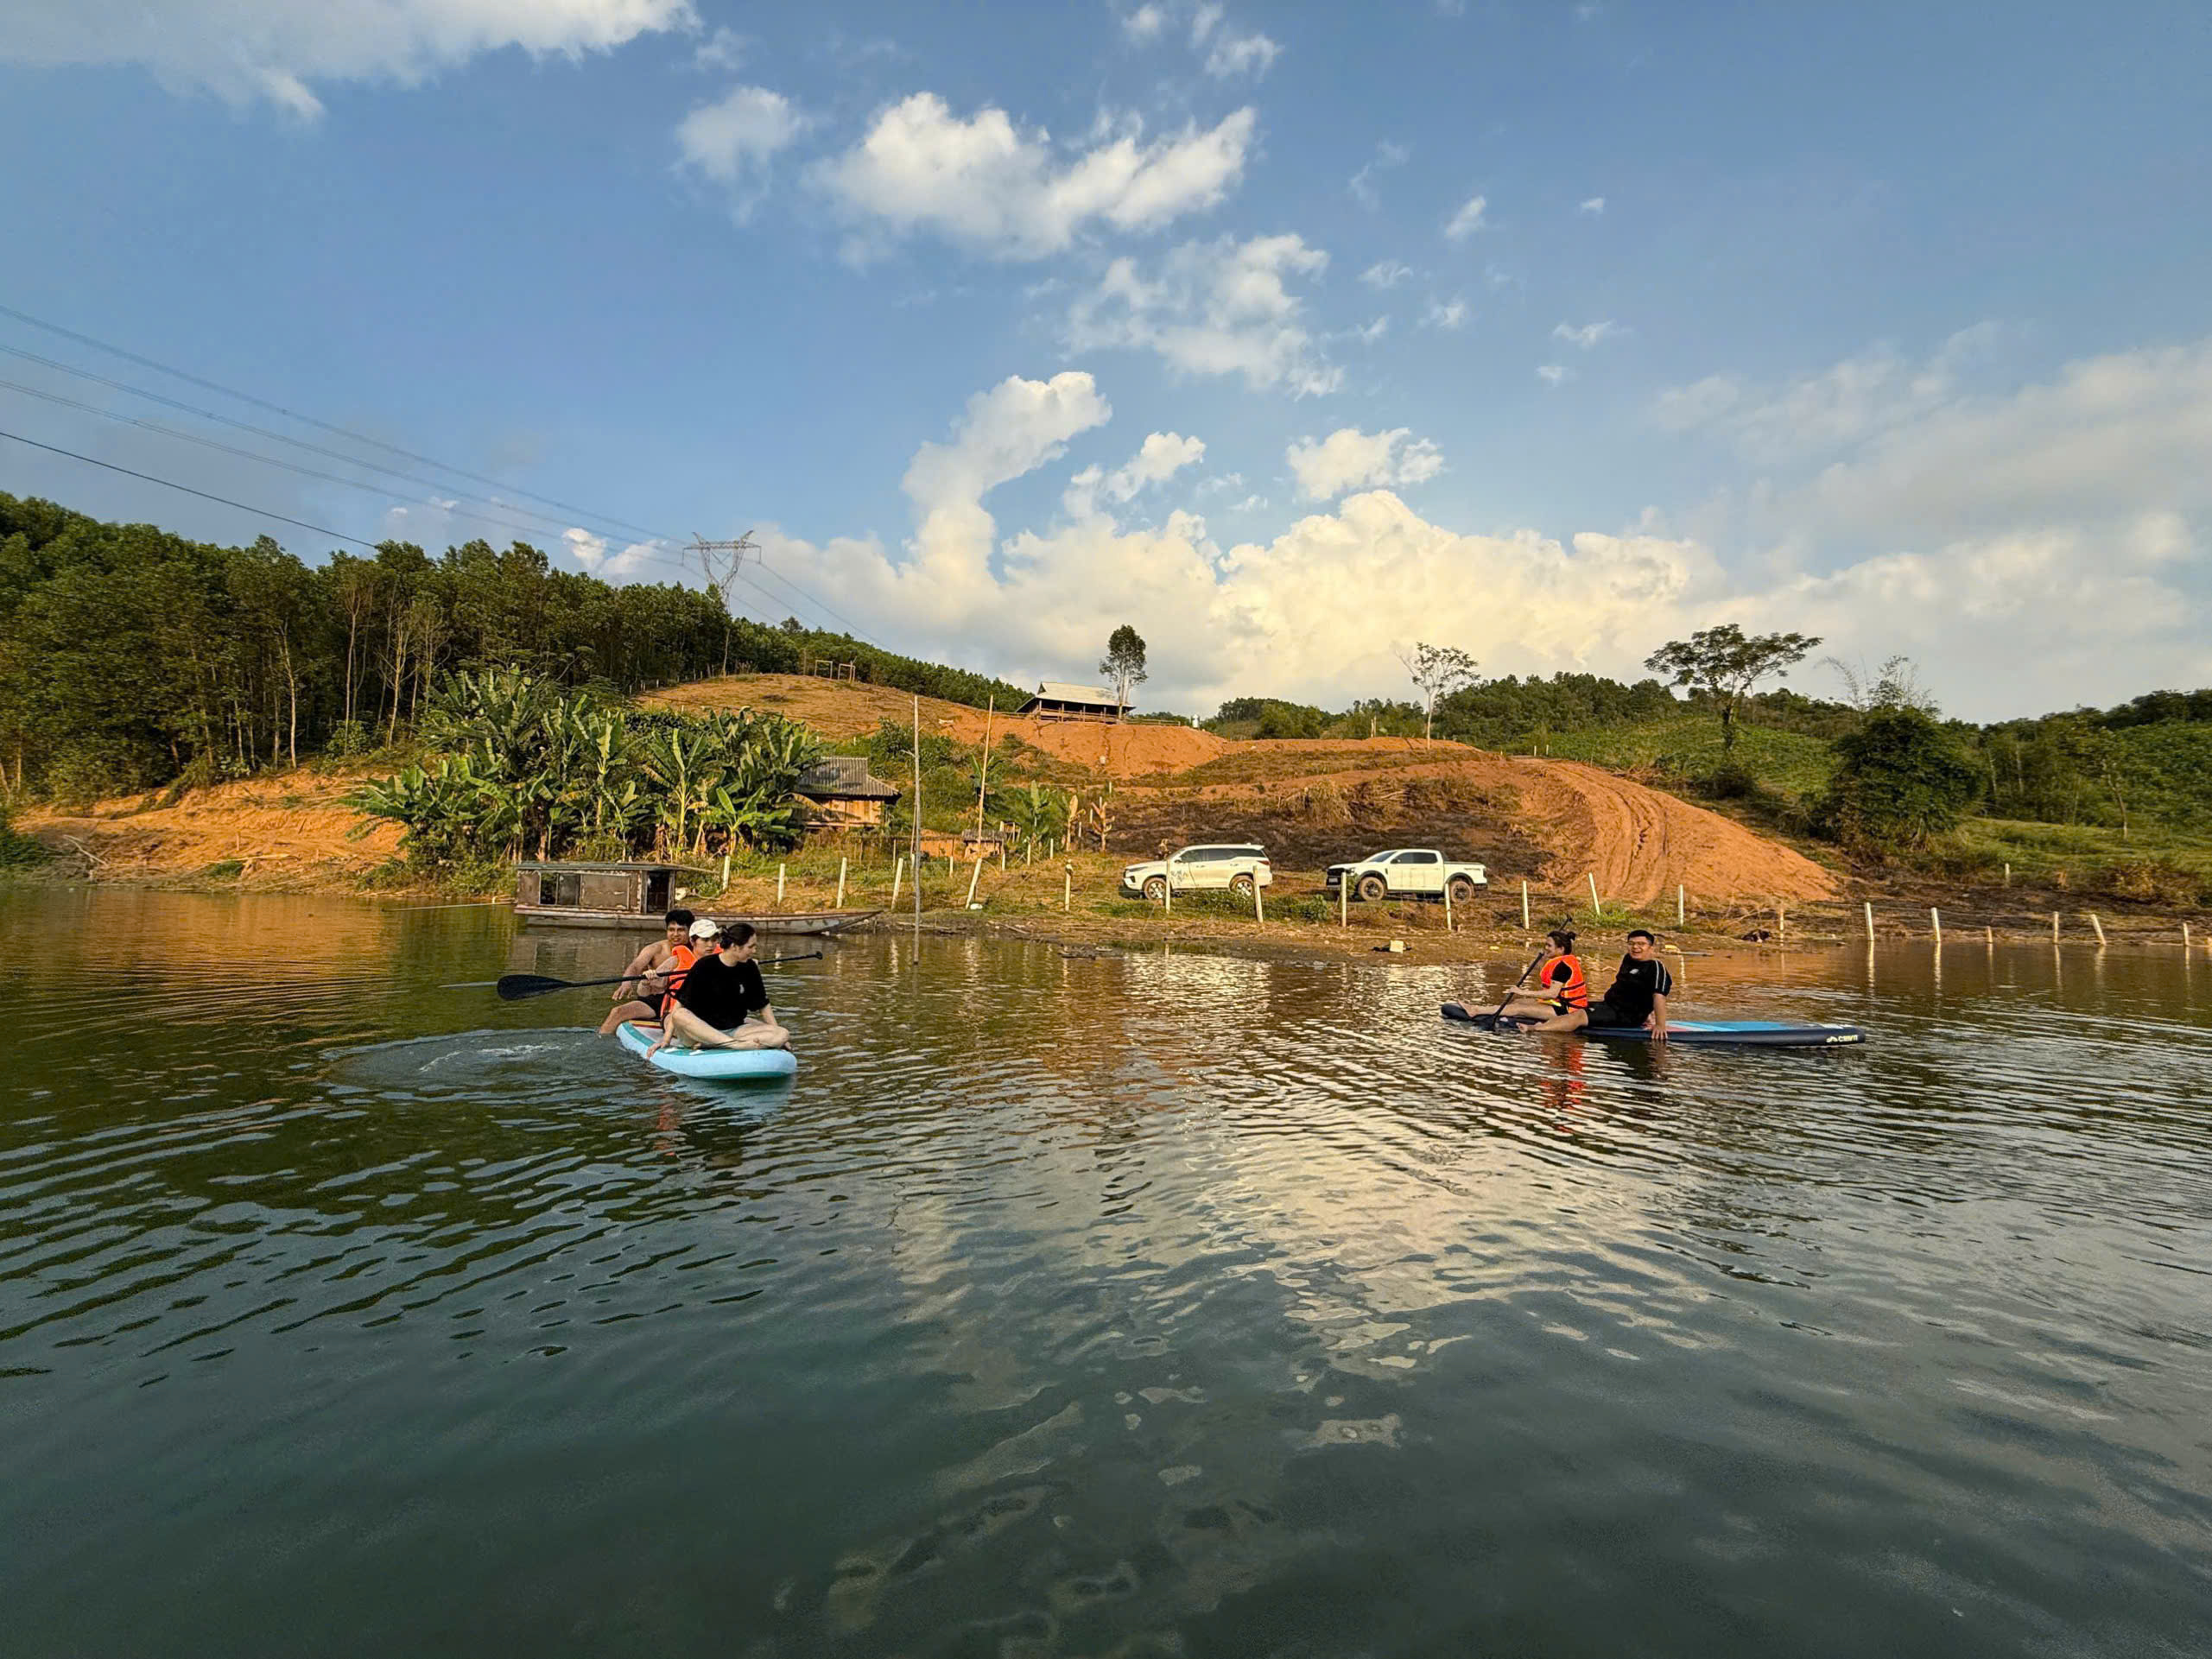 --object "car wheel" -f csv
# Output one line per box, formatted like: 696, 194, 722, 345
1447, 877, 1476, 904
1356, 873, 1387, 902
1229, 873, 1254, 896
1142, 876, 1167, 902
